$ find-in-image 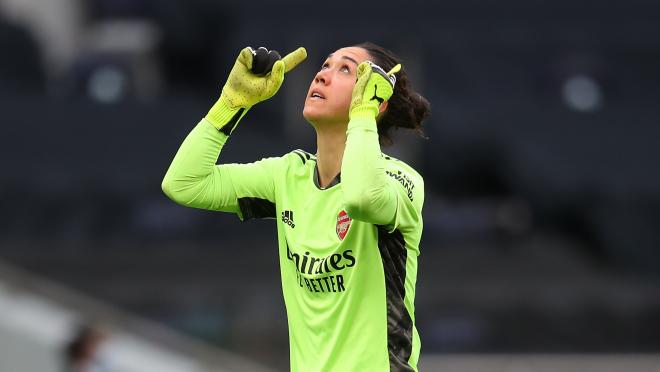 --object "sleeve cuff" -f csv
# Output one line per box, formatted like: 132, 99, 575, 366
348, 109, 379, 133
200, 118, 231, 142
205, 96, 242, 130
349, 103, 379, 122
